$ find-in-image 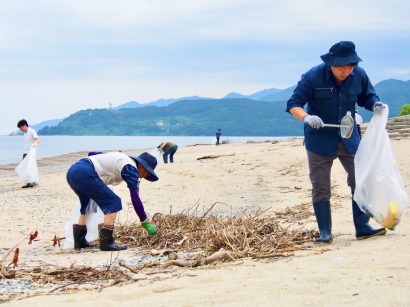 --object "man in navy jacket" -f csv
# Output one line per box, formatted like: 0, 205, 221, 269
286, 41, 387, 243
